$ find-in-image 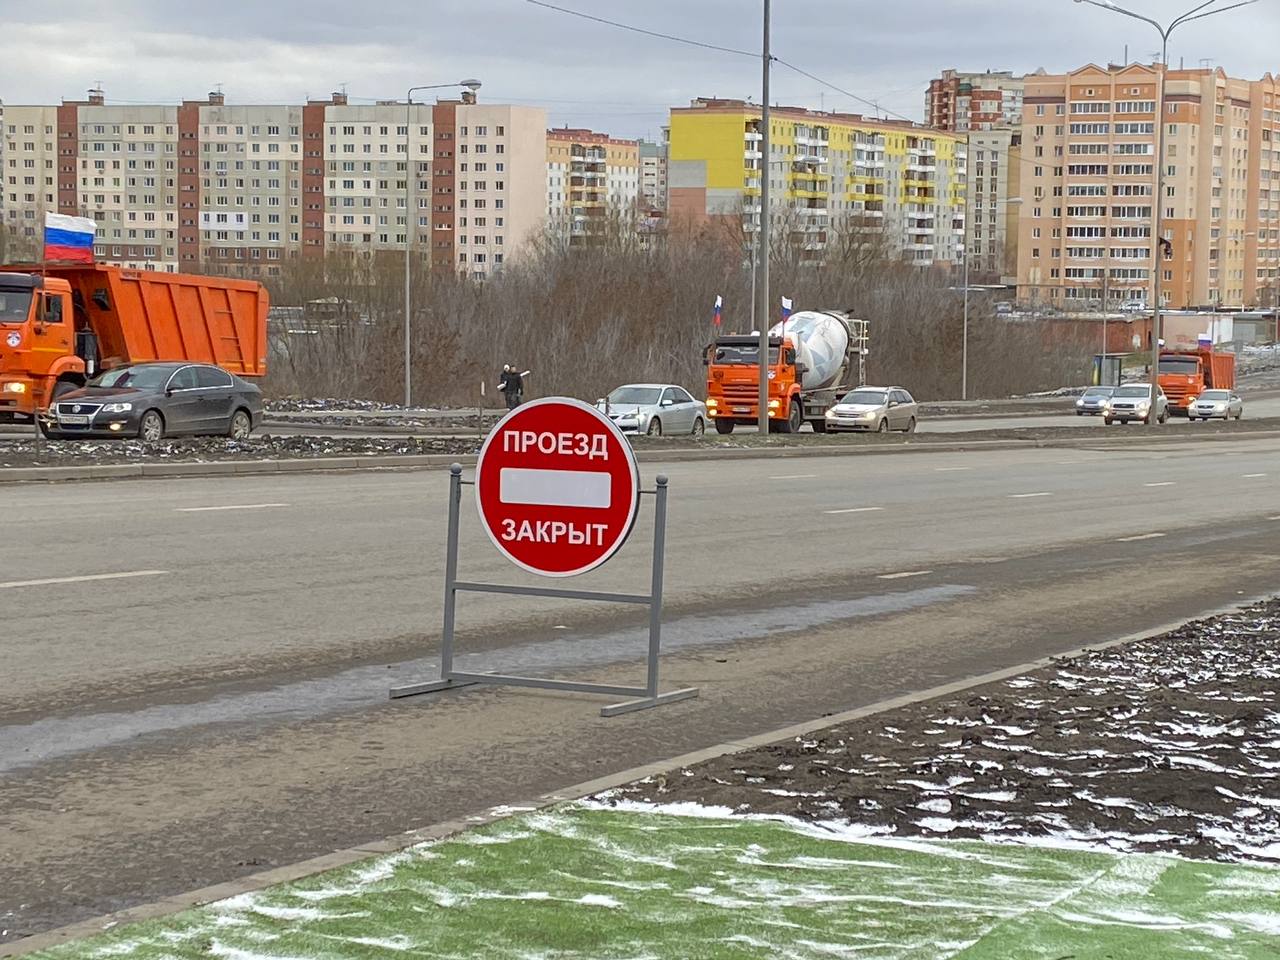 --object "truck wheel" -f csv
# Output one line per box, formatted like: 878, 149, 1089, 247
904, 417, 917, 434
228, 409, 252, 439
779, 400, 802, 434
691, 417, 704, 437
646, 418, 662, 437
139, 410, 165, 442
877, 418, 889, 433
811, 418, 828, 434
1158, 410, 1168, 424
714, 419, 734, 435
